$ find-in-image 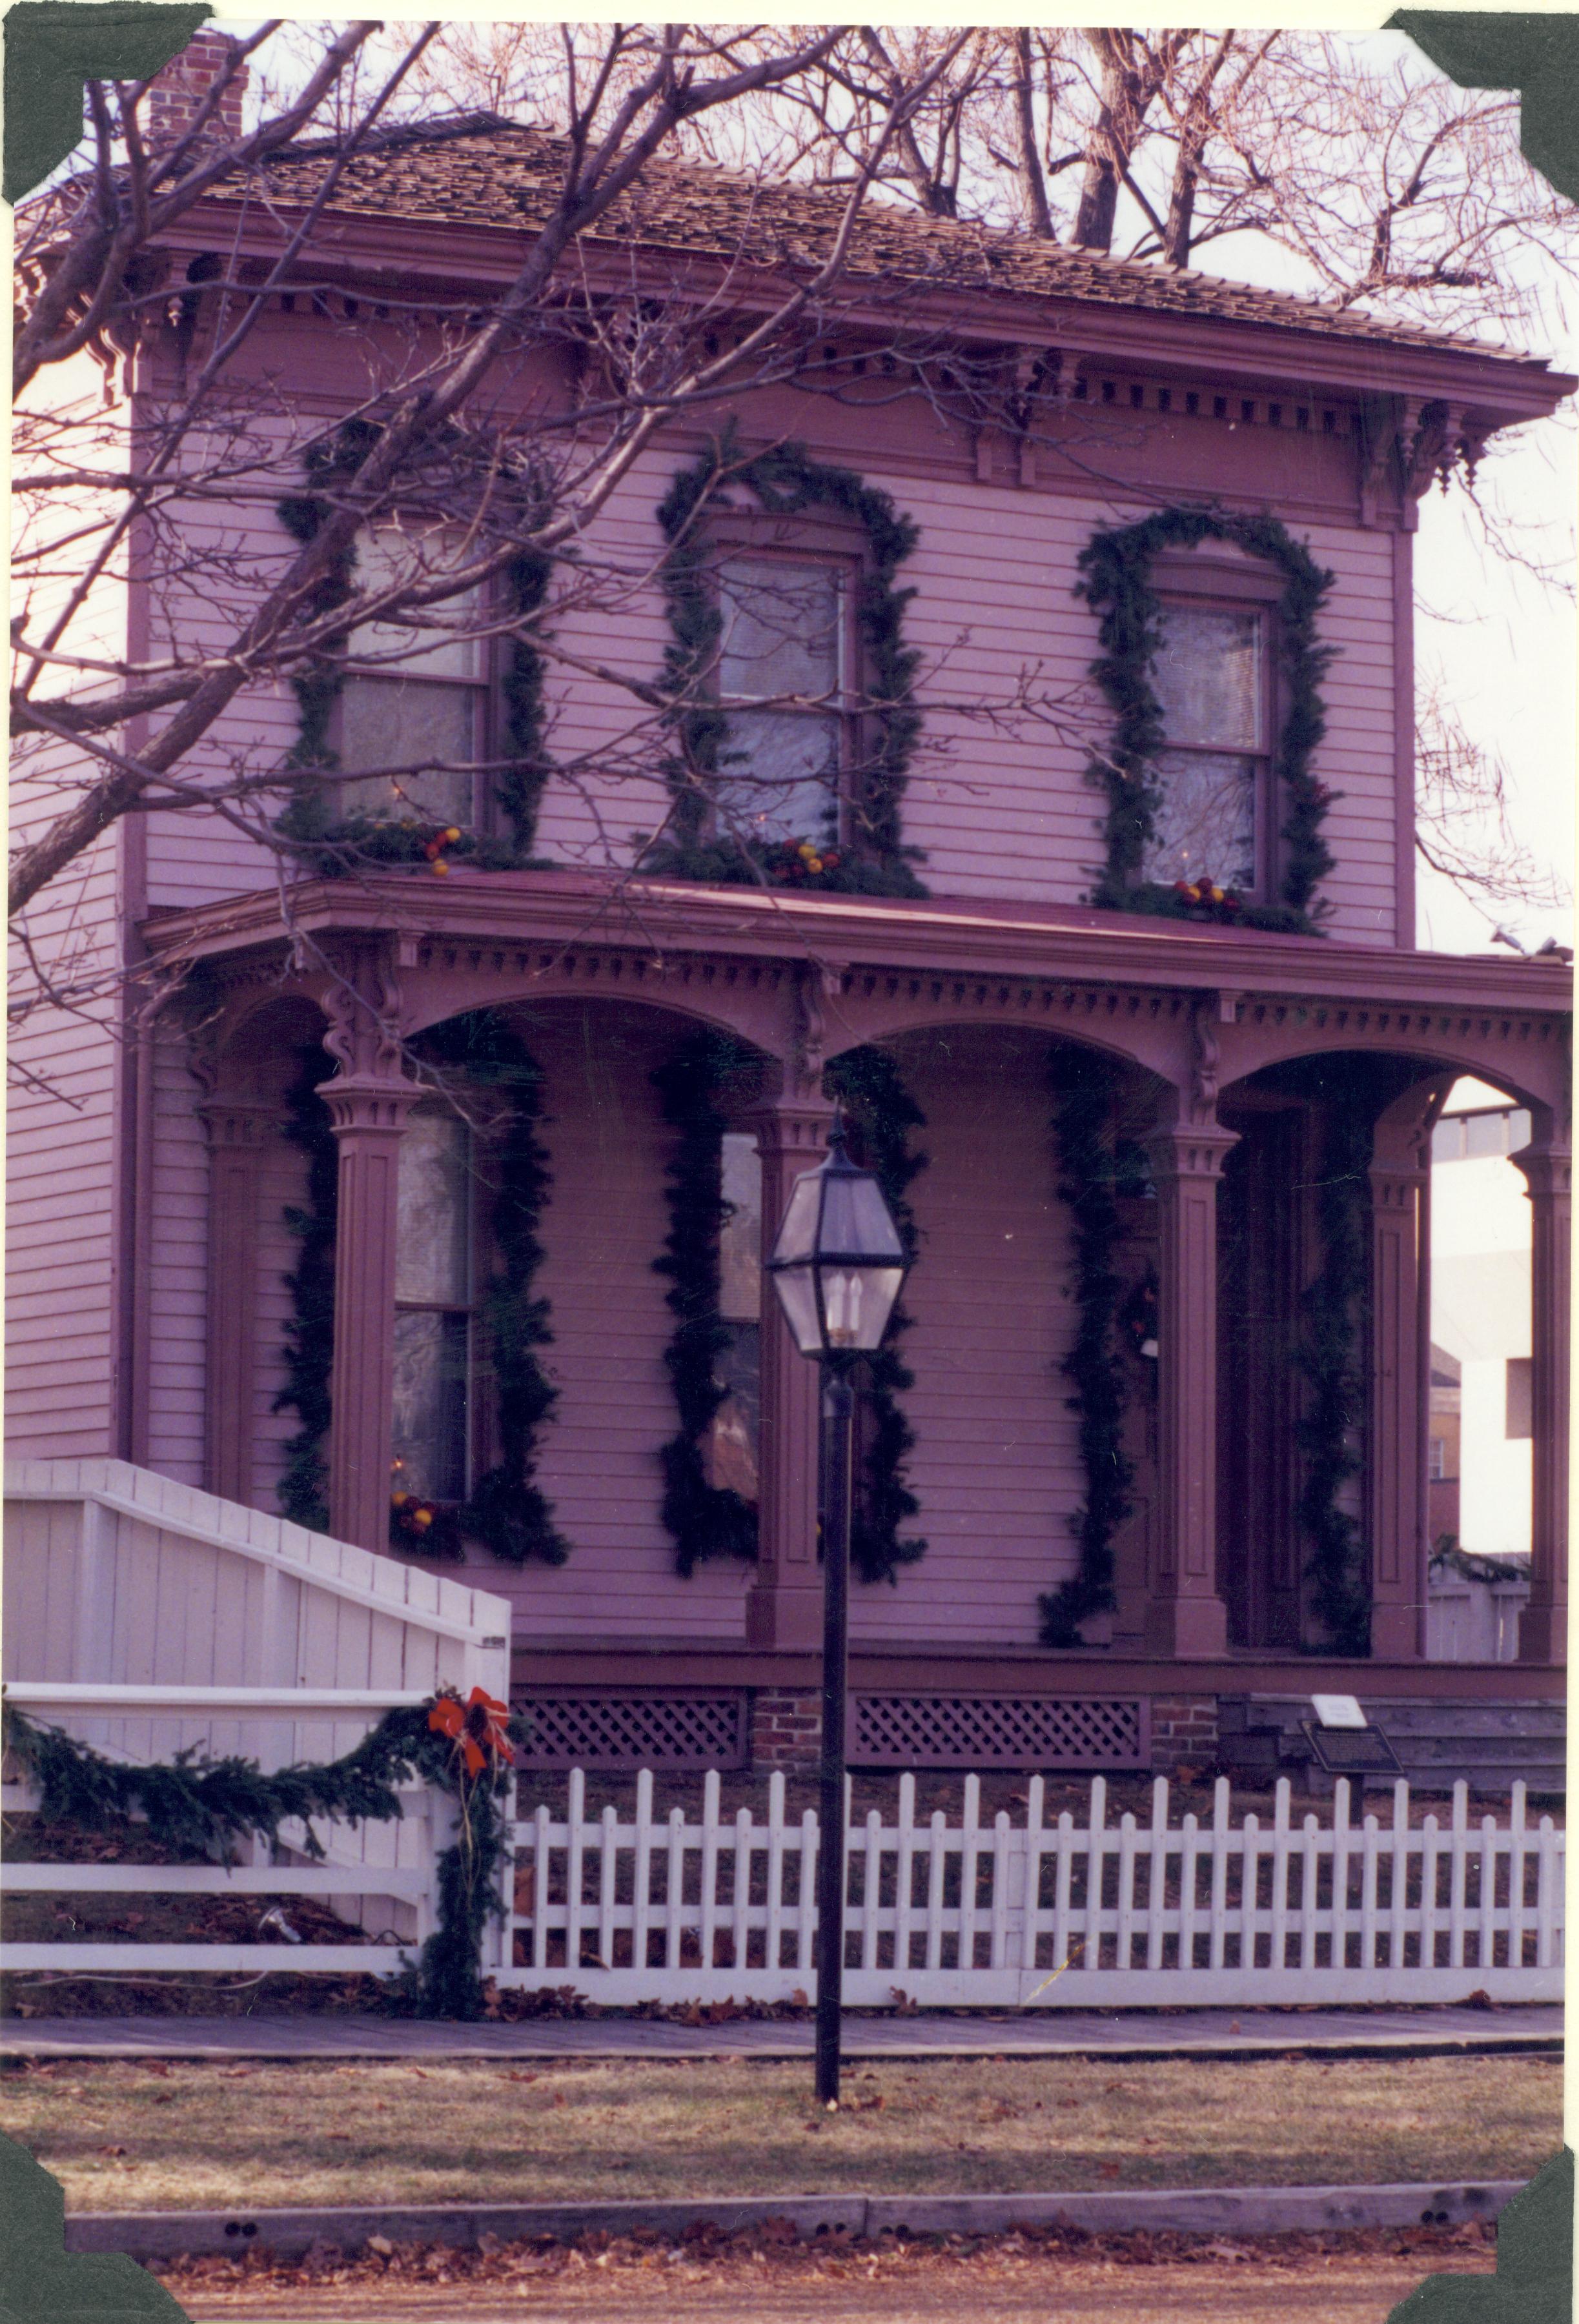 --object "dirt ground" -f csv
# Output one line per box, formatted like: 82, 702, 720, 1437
152, 2221, 1496, 2324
